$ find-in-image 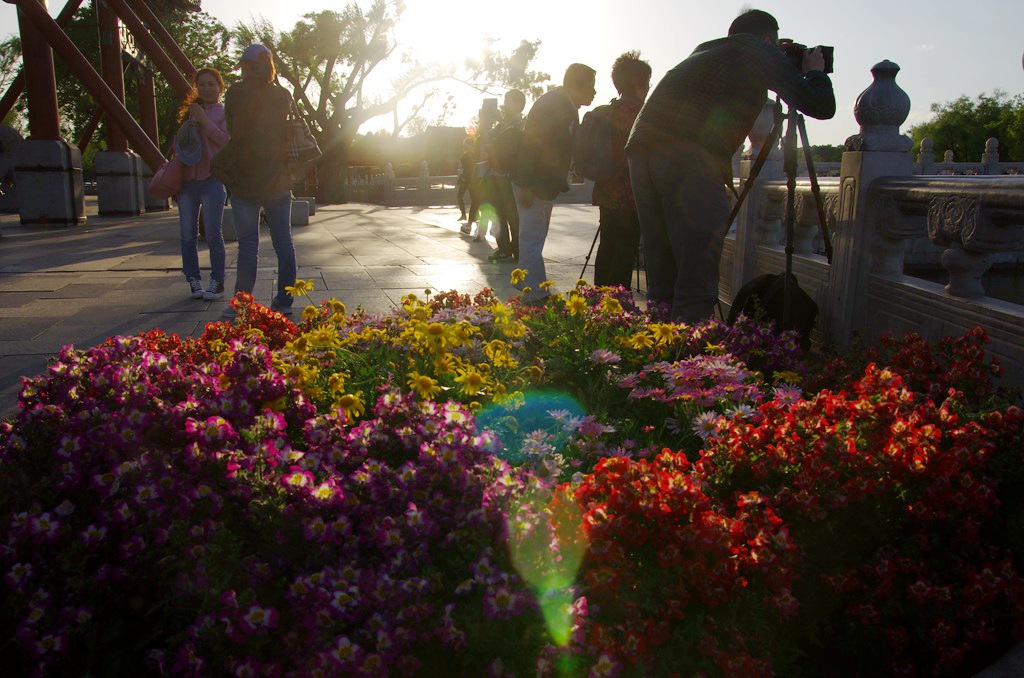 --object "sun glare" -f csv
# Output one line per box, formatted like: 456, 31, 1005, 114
397, 0, 500, 66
